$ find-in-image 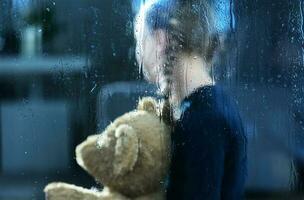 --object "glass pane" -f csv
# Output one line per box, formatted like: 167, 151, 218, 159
0, 0, 304, 199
